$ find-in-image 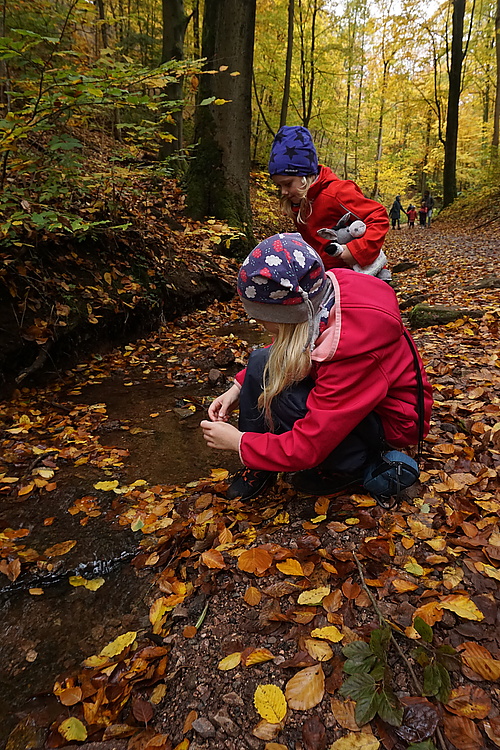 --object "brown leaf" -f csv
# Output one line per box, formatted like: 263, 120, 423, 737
443, 715, 483, 750
483, 718, 500, 748
44, 540, 77, 557
132, 697, 154, 724
59, 687, 83, 706
238, 547, 273, 575
252, 719, 282, 740
446, 686, 491, 719
322, 590, 343, 613
330, 698, 359, 730
302, 715, 326, 750
342, 579, 361, 600
182, 625, 197, 638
